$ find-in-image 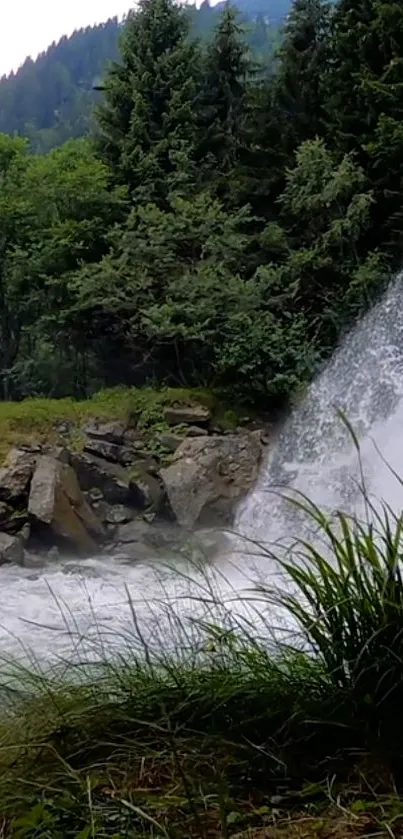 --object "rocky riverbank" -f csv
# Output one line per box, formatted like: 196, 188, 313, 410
0, 394, 268, 568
